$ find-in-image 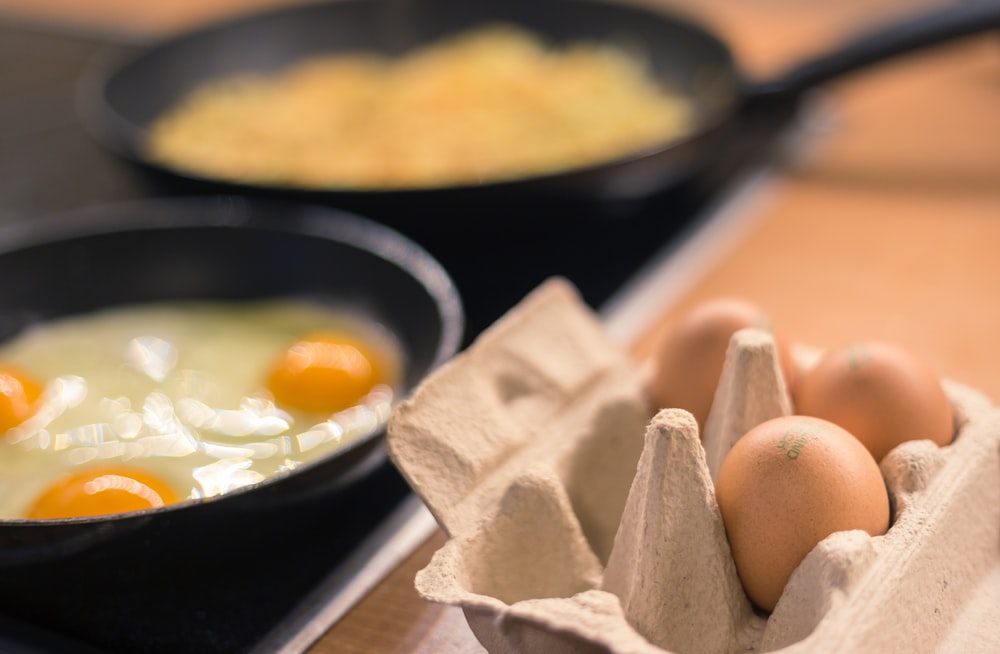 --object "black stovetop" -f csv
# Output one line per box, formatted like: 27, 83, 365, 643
0, 19, 795, 653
